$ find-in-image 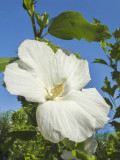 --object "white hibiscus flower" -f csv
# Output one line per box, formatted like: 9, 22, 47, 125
4, 39, 110, 143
